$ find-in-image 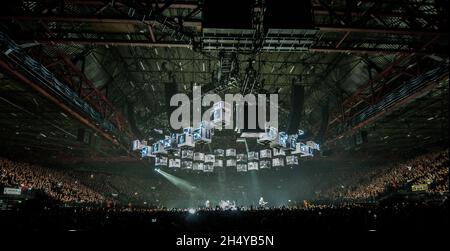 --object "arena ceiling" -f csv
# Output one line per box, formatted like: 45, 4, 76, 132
0, 0, 448, 165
